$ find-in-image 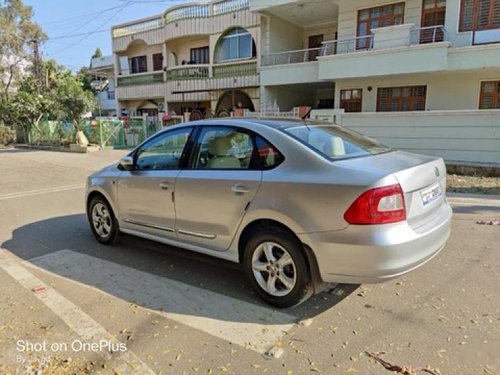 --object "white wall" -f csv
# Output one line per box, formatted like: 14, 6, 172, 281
341, 110, 500, 164
335, 70, 500, 111
268, 16, 303, 52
